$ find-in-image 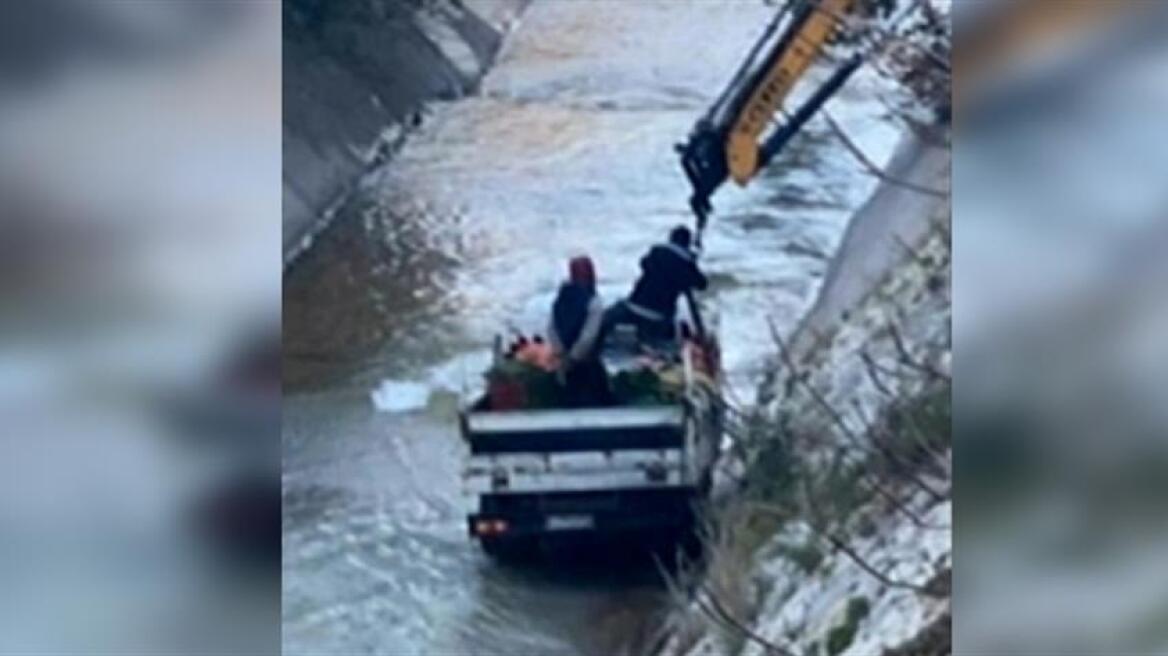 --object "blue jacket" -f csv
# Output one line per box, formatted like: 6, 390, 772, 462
548, 283, 604, 361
